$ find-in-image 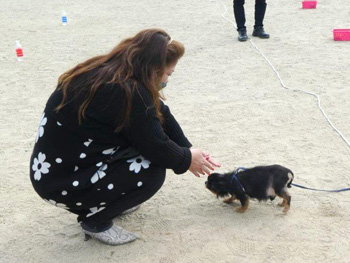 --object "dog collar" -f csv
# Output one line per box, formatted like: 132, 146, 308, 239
230, 167, 247, 193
